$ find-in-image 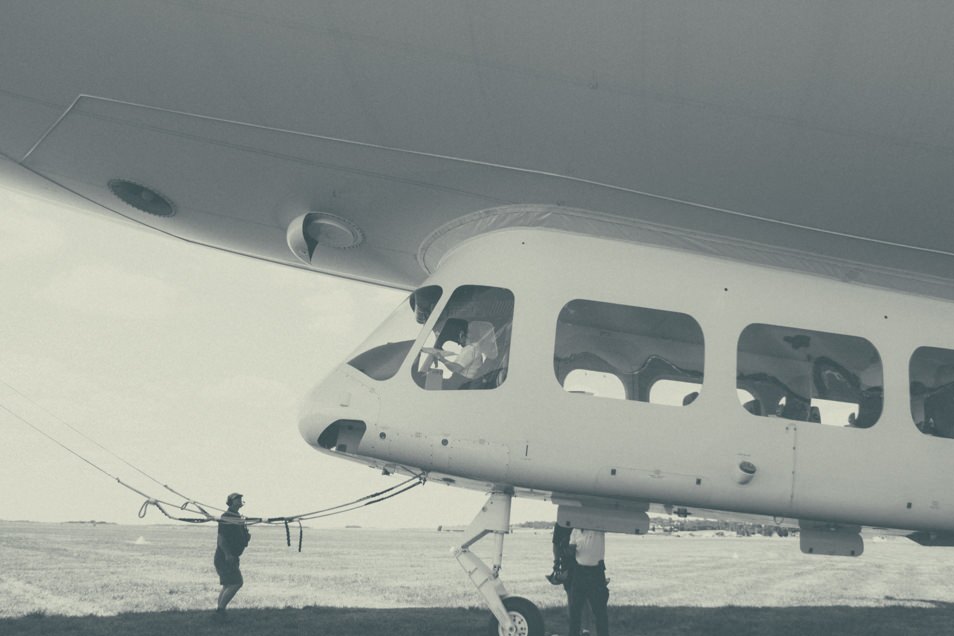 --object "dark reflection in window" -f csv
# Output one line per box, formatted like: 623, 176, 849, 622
347, 286, 442, 381
911, 346, 954, 439
737, 324, 883, 427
